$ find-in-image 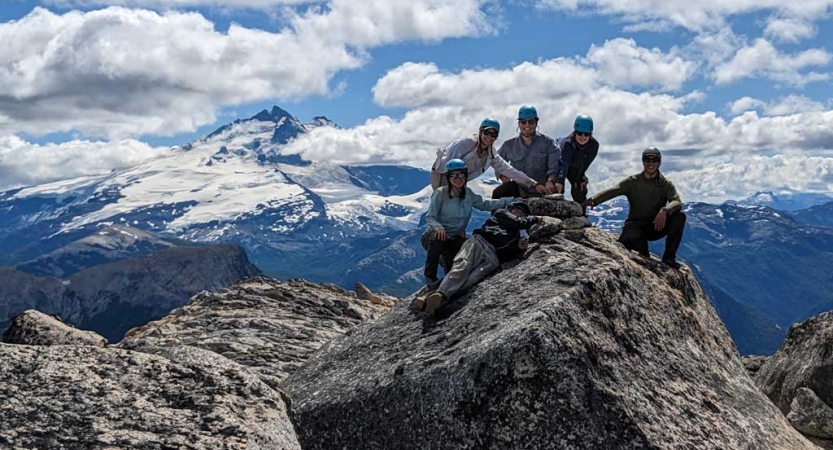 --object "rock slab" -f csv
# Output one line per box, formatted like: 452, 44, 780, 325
789, 387, 833, 439
2, 310, 107, 347
120, 277, 392, 385
0, 344, 300, 449
283, 228, 815, 450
